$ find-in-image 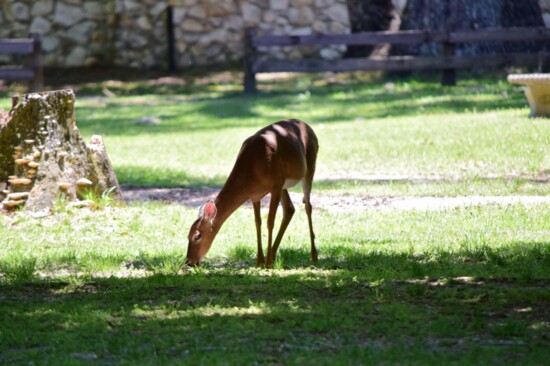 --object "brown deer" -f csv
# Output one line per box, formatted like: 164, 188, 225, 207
185, 119, 318, 268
